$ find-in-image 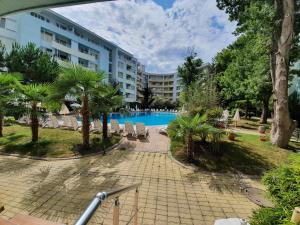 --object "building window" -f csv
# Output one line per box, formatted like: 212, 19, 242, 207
109, 64, 112, 73
118, 72, 123, 79
41, 28, 53, 42
78, 58, 89, 68
55, 34, 71, 47
0, 18, 6, 28
54, 49, 70, 61
118, 61, 124, 69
